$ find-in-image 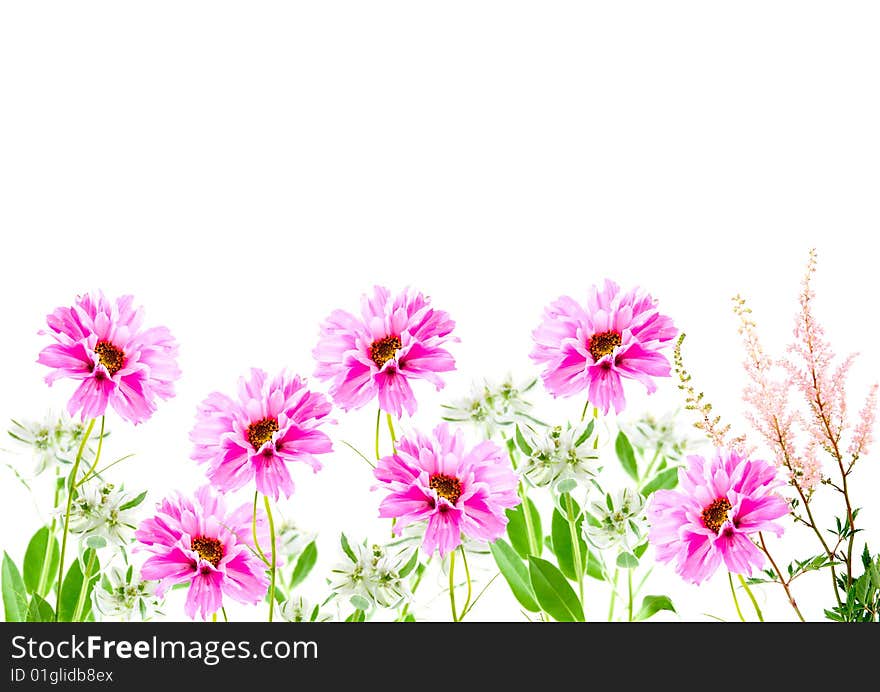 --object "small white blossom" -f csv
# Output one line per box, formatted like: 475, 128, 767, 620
617, 409, 698, 462
92, 565, 162, 621
66, 482, 142, 550
329, 538, 413, 610
582, 488, 648, 552
521, 421, 600, 491
7, 412, 94, 476
442, 376, 538, 439
279, 596, 330, 622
